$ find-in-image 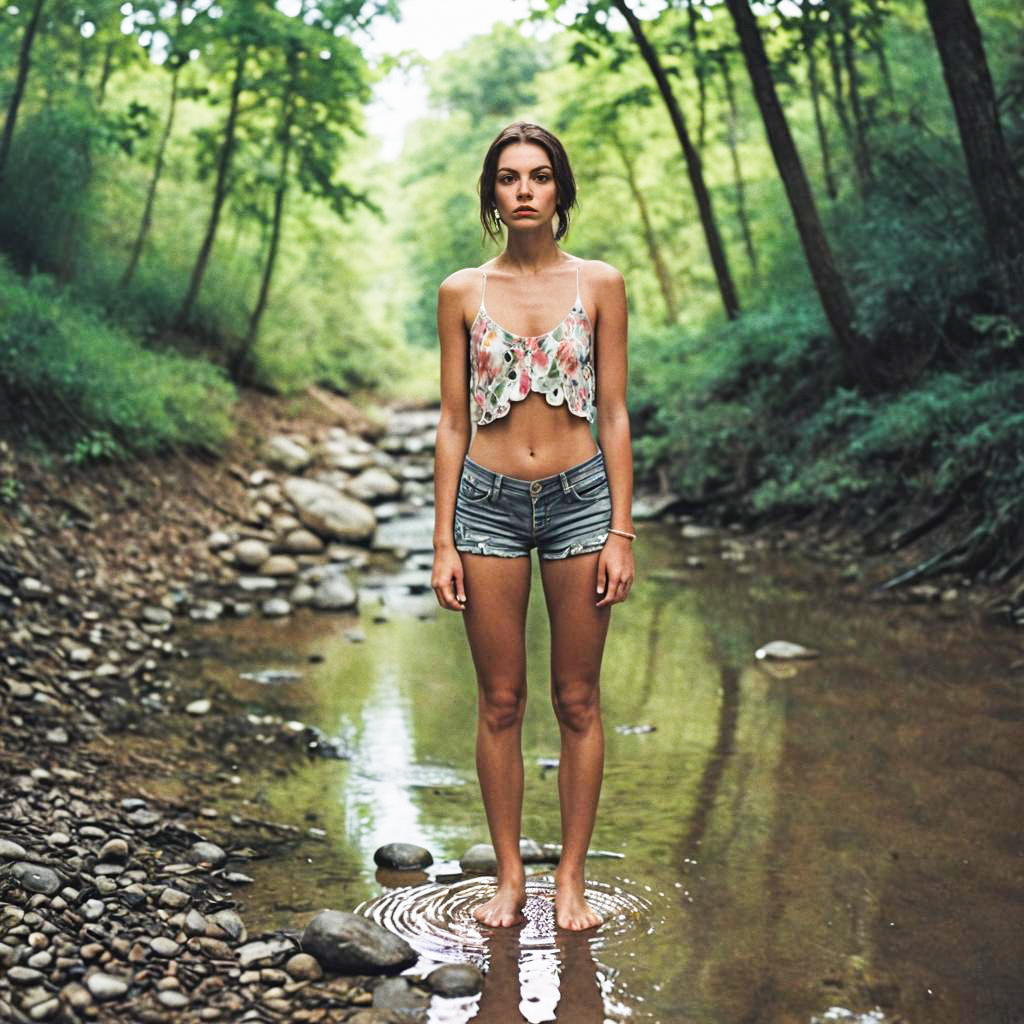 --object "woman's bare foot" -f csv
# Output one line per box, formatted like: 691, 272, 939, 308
473, 876, 526, 927
553, 870, 602, 931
